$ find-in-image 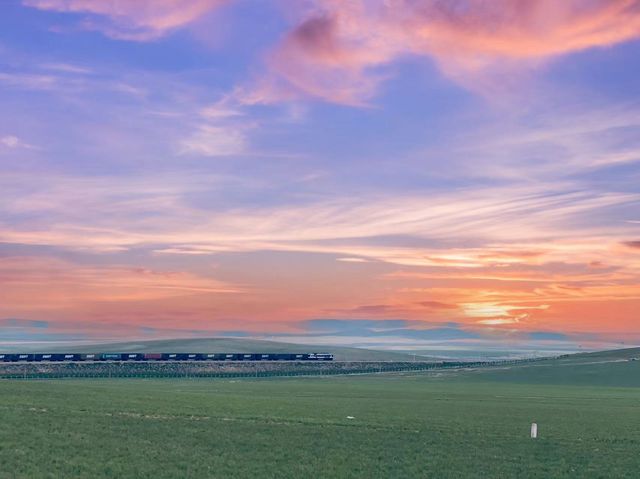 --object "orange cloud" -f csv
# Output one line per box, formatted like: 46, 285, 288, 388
23, 0, 227, 41
256, 0, 640, 104
0, 256, 240, 314
418, 301, 458, 310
